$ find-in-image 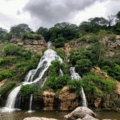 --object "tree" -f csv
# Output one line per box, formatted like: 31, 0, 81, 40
49, 22, 79, 47
79, 21, 91, 32
36, 27, 50, 41
0, 27, 7, 35
116, 11, 120, 21
107, 15, 115, 27
10, 23, 31, 36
